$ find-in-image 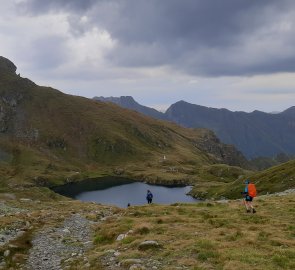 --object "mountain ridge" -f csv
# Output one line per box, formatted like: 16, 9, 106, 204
95, 96, 295, 159
93, 96, 167, 120
166, 100, 295, 158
